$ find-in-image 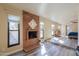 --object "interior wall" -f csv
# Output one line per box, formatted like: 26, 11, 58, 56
40, 17, 61, 40
71, 23, 78, 32
44, 18, 53, 40
0, 6, 3, 55
0, 5, 23, 55
78, 14, 79, 46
